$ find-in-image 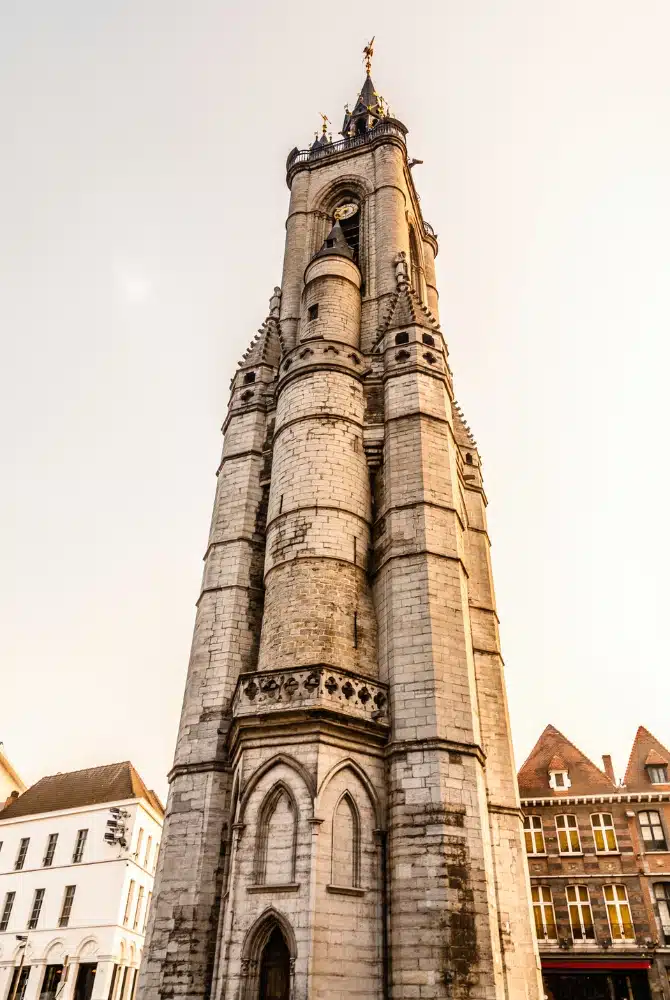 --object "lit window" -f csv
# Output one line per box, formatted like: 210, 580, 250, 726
654, 883, 670, 944
144, 835, 152, 869
639, 811, 668, 851
556, 815, 581, 854
549, 770, 571, 790
43, 832, 59, 867
123, 880, 136, 925
27, 888, 45, 929
0, 891, 15, 931
648, 766, 668, 784
532, 886, 557, 941
14, 838, 29, 871
566, 885, 595, 941
59, 885, 76, 928
604, 884, 635, 941
133, 885, 145, 930
524, 816, 546, 855
72, 829, 88, 863
591, 814, 618, 853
